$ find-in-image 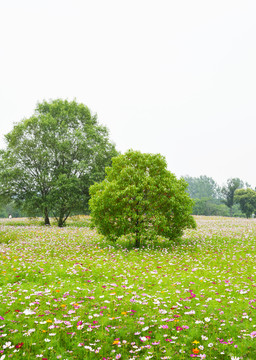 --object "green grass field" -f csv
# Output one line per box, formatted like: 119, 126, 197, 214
0, 216, 256, 359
